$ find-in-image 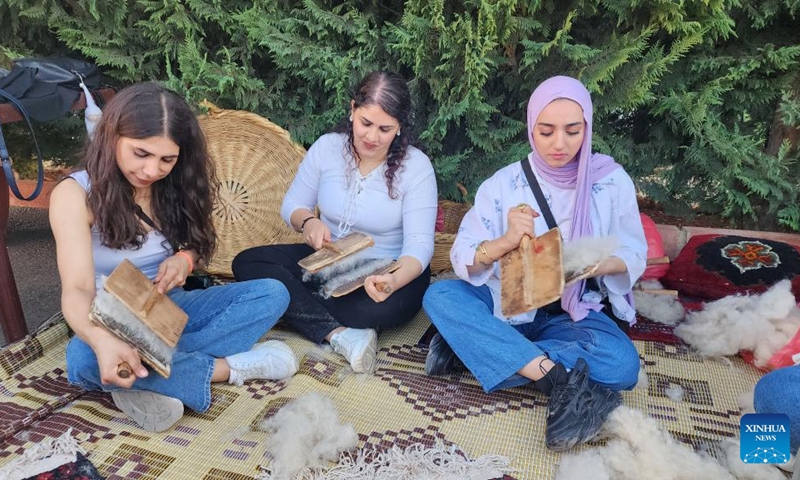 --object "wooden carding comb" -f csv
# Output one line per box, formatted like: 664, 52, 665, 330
89, 259, 189, 378
500, 228, 564, 318
298, 232, 375, 273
